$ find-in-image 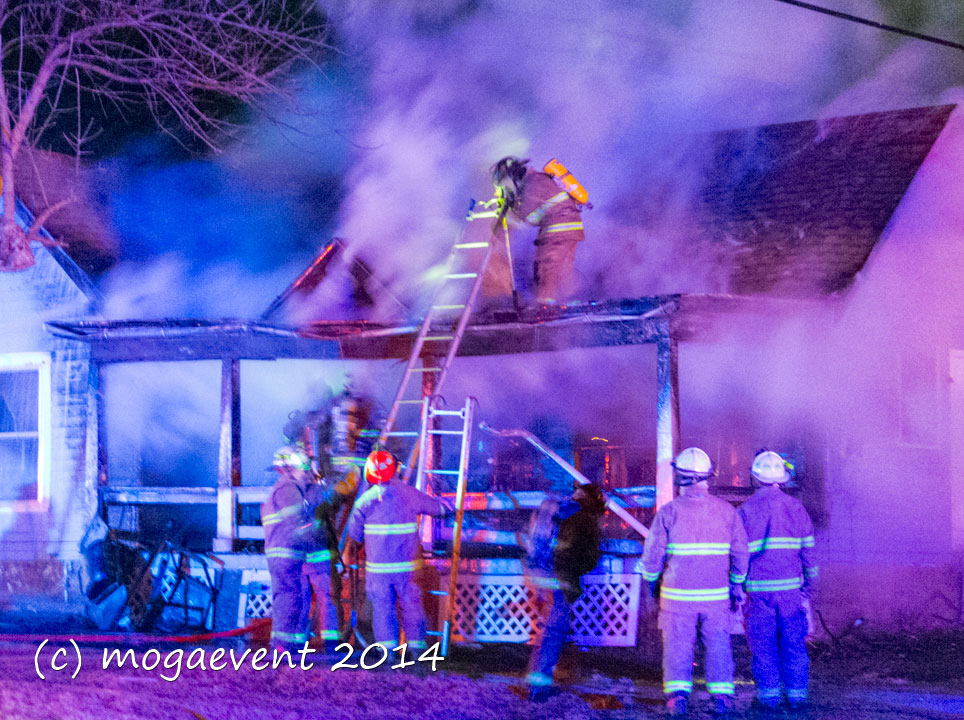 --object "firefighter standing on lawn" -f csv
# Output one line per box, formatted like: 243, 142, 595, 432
642, 447, 749, 717
261, 445, 355, 652
524, 483, 607, 702
739, 450, 818, 711
345, 450, 453, 650
491, 156, 587, 305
